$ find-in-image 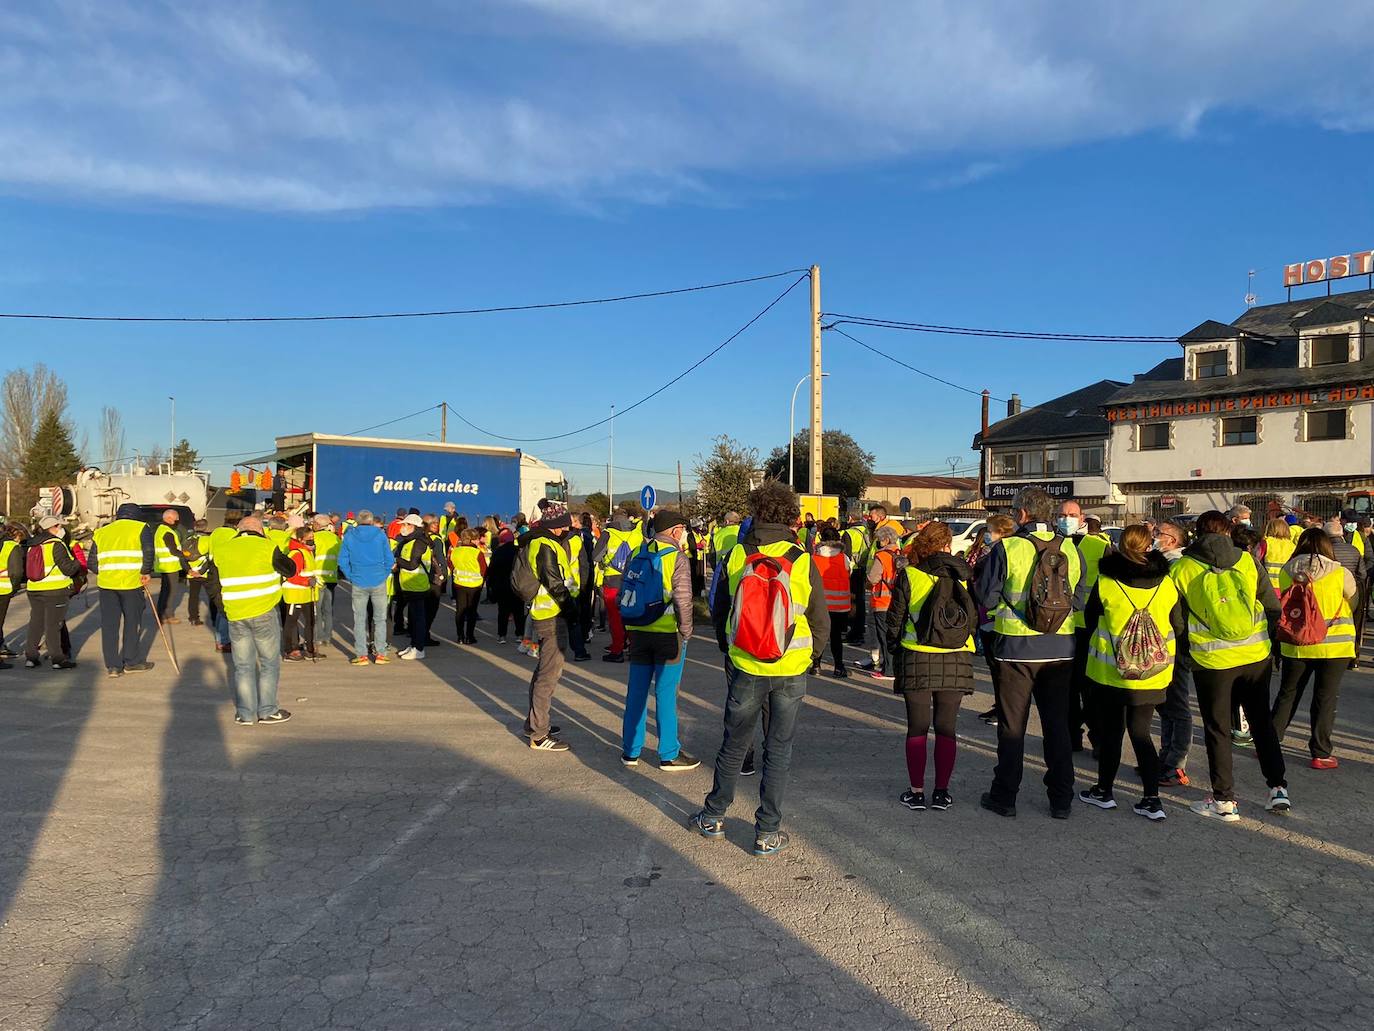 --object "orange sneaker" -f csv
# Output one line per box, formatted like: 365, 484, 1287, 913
372, 654, 392, 665
1309, 756, 1339, 770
